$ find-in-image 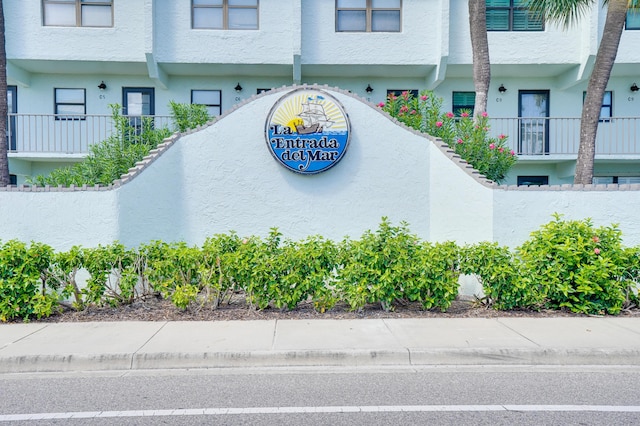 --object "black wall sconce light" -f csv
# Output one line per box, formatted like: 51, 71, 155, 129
98, 81, 107, 90
234, 83, 243, 92
631, 83, 639, 92
498, 84, 507, 93
365, 84, 373, 93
